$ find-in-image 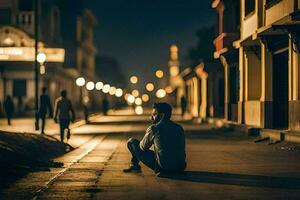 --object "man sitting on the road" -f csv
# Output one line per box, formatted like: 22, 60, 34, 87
123, 102, 186, 175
